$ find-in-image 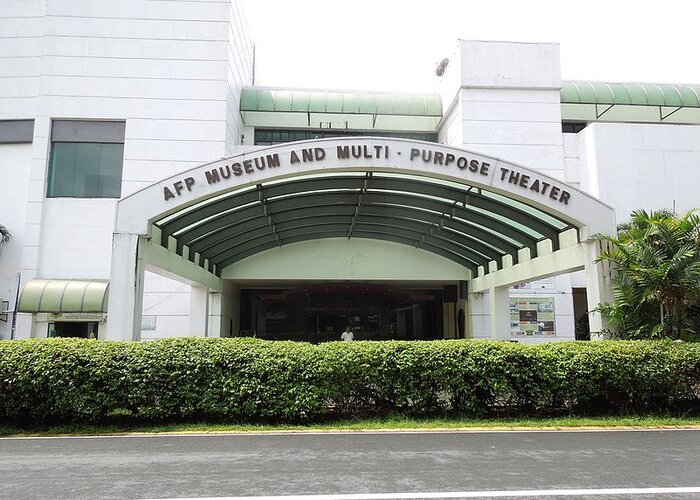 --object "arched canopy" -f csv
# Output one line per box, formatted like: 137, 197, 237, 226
154, 172, 571, 275
115, 138, 615, 278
